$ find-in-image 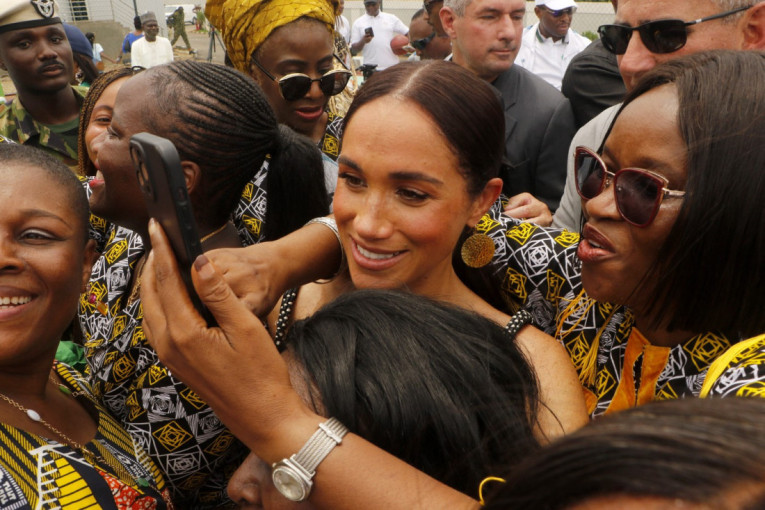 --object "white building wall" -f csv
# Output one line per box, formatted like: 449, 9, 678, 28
59, 0, 168, 34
